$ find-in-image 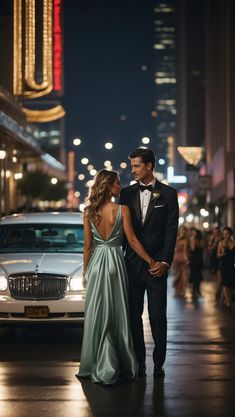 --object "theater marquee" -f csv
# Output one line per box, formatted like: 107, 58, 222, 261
13, 0, 65, 122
